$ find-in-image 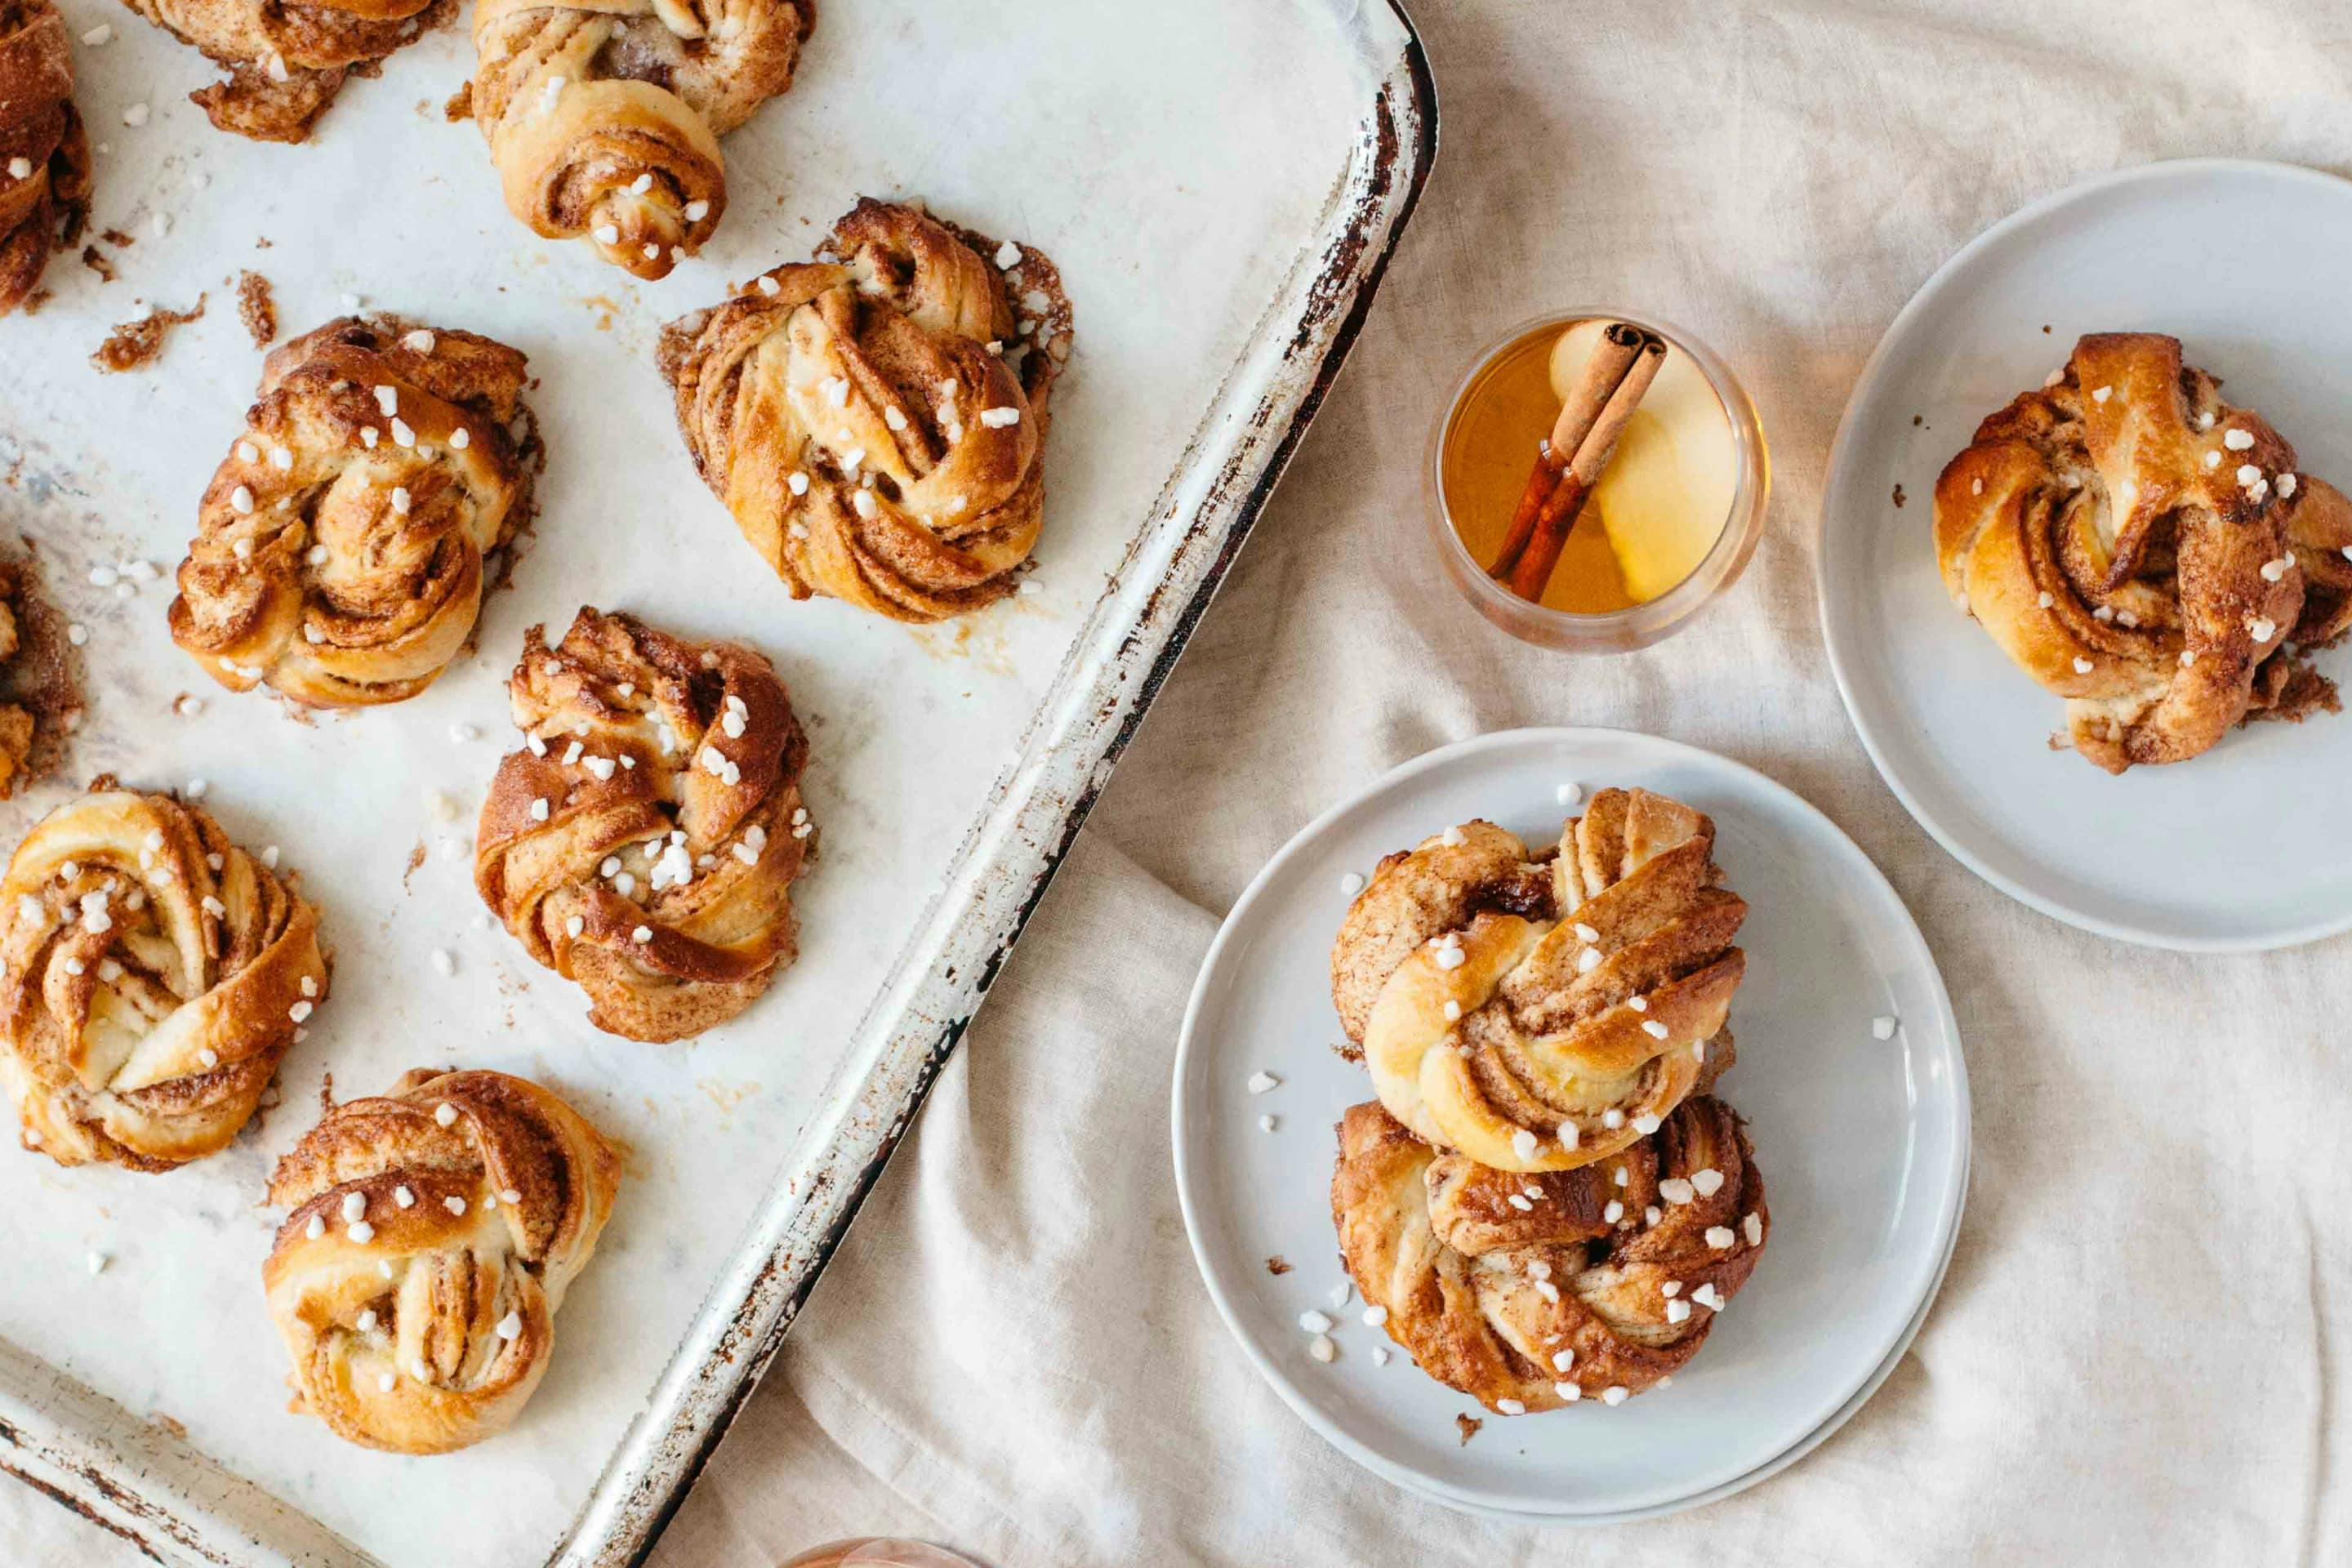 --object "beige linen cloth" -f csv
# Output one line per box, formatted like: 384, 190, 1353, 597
16, 1, 2352, 1562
